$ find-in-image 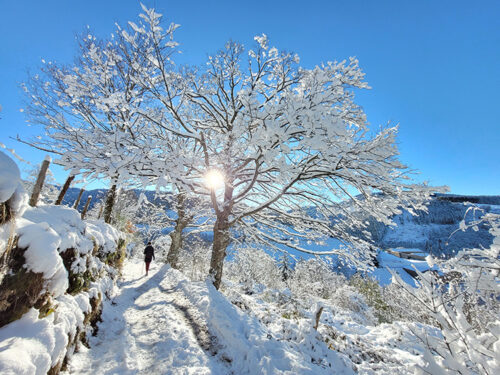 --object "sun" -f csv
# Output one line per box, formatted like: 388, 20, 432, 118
205, 169, 224, 190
